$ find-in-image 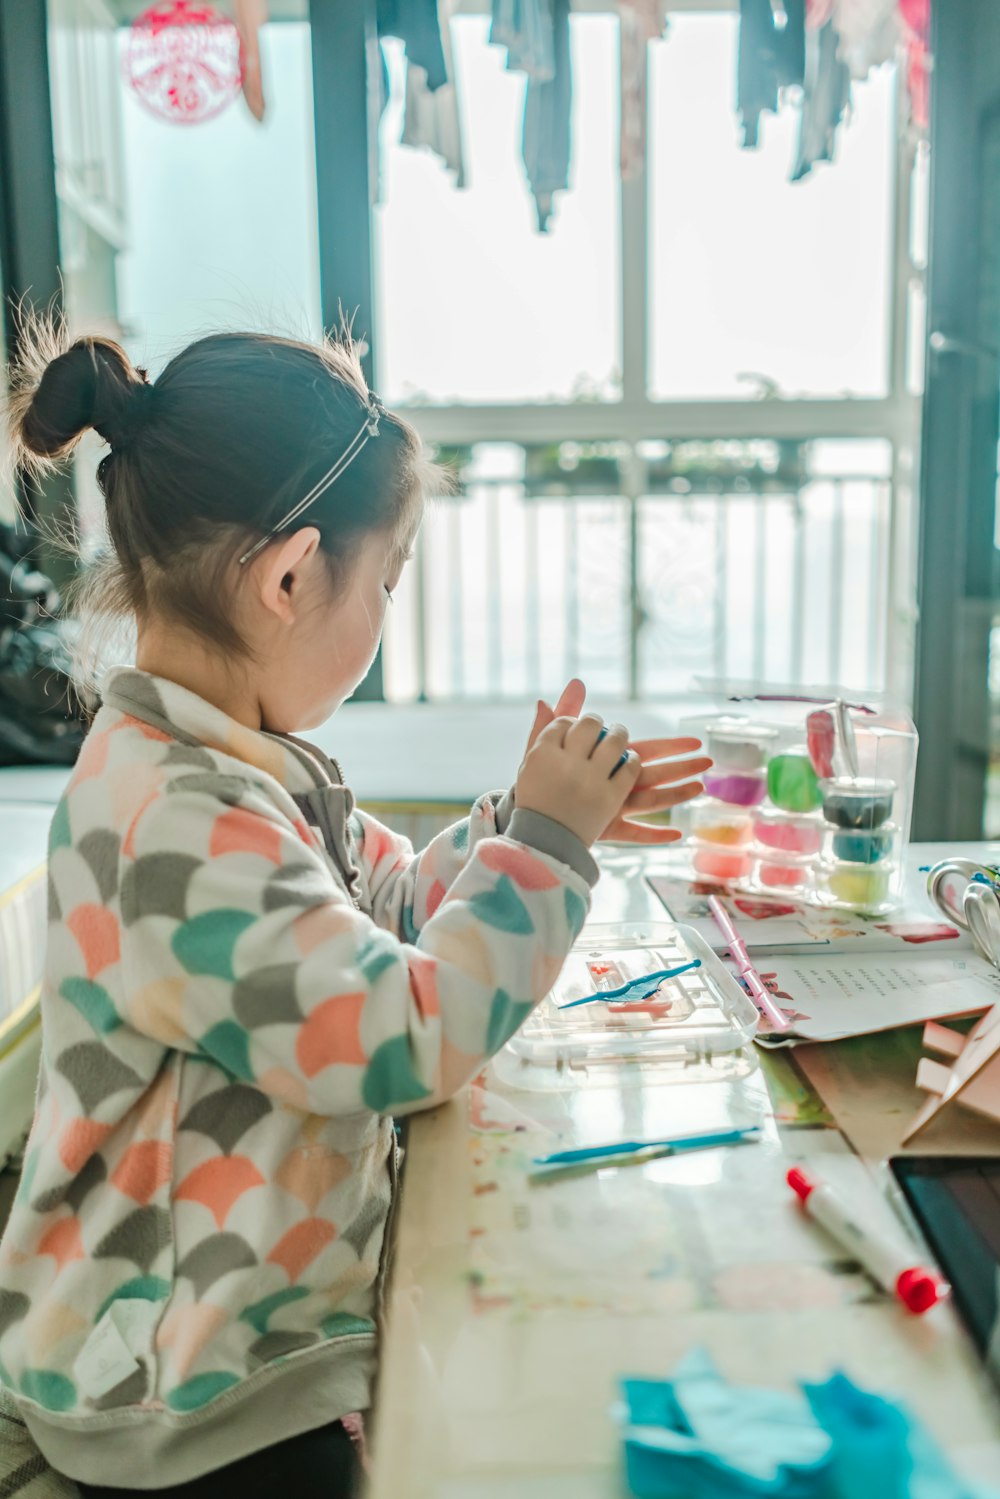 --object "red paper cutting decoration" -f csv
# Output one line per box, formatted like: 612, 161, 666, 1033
125, 2, 245, 124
